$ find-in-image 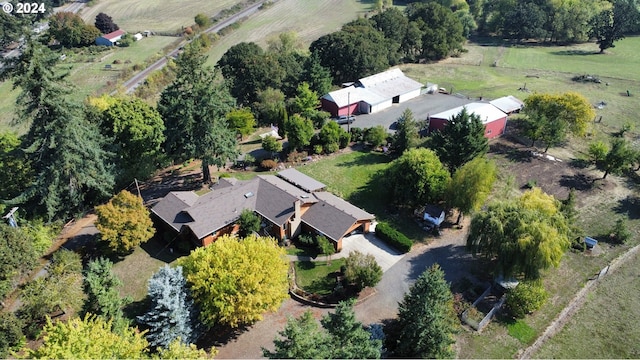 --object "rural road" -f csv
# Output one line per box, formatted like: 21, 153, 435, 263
121, 1, 267, 94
